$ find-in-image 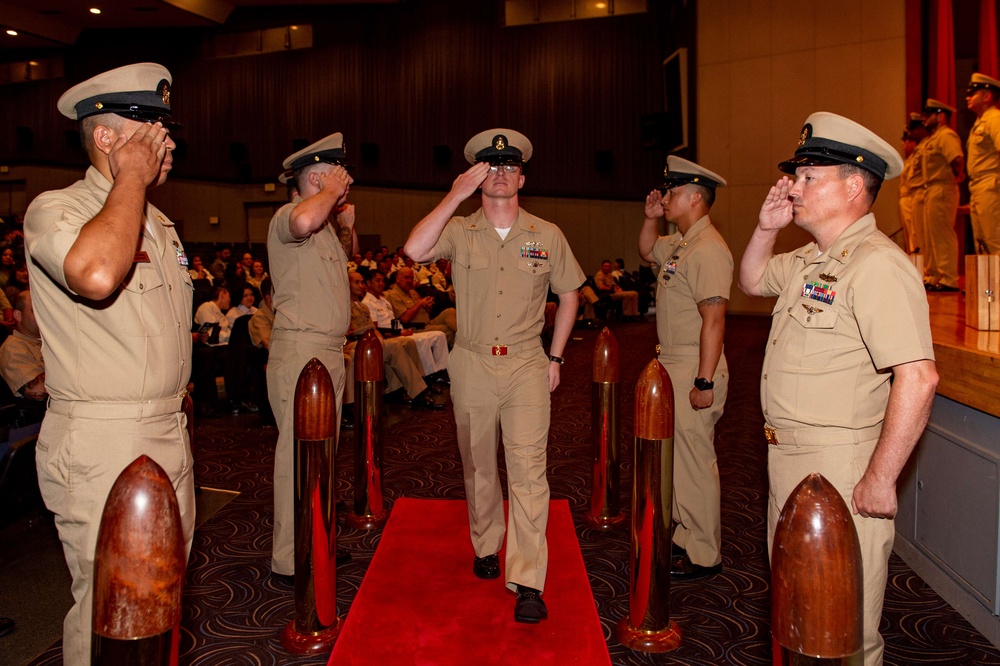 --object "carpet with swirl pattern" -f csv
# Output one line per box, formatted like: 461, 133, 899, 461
22, 315, 1000, 666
